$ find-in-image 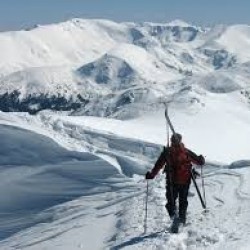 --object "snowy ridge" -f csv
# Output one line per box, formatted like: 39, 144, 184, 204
0, 19, 130, 77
